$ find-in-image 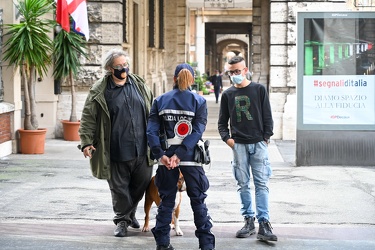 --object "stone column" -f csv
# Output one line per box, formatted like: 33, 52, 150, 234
196, 14, 205, 76
259, 0, 270, 85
